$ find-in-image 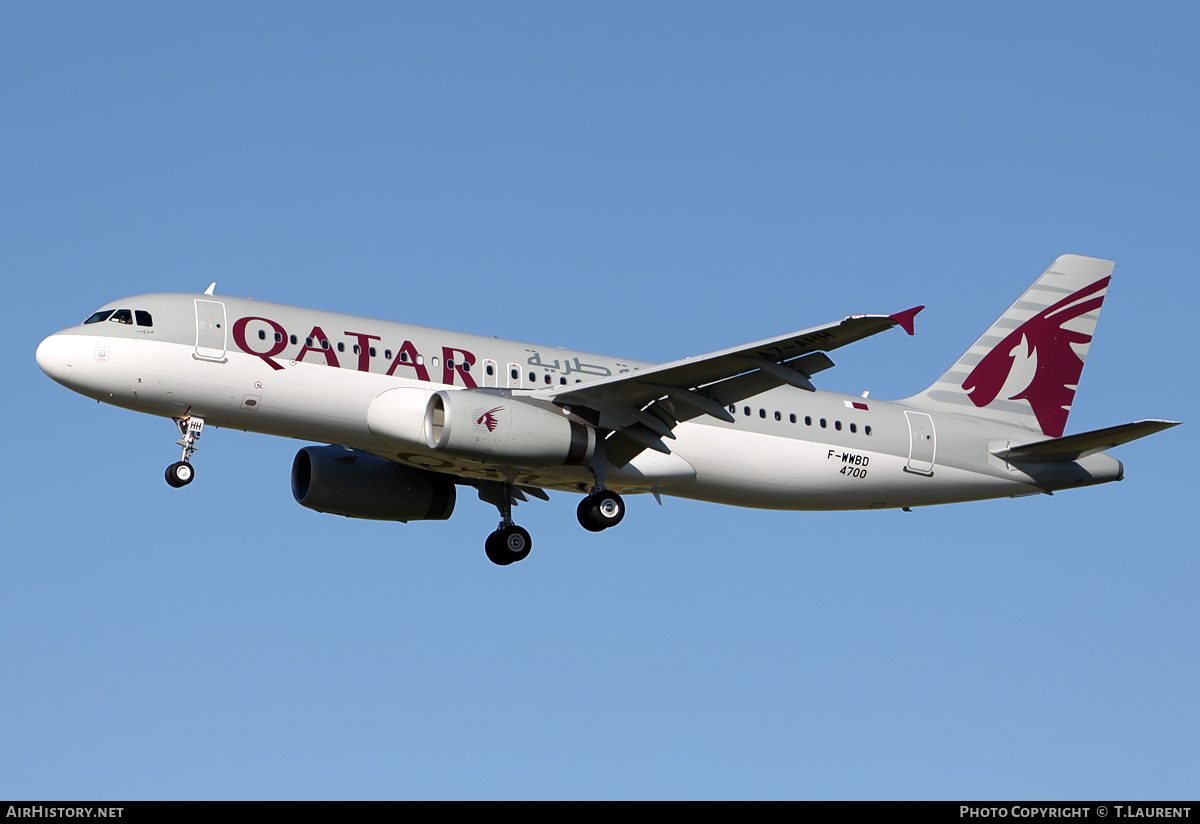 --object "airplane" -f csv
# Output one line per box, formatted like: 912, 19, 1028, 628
35, 254, 1179, 565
